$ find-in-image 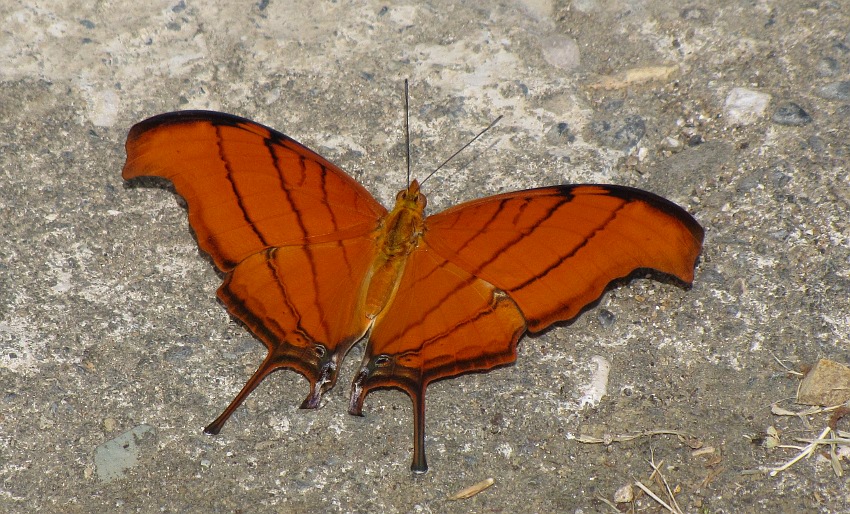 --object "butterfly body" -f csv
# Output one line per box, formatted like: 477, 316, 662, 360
123, 110, 703, 473
363, 181, 426, 319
